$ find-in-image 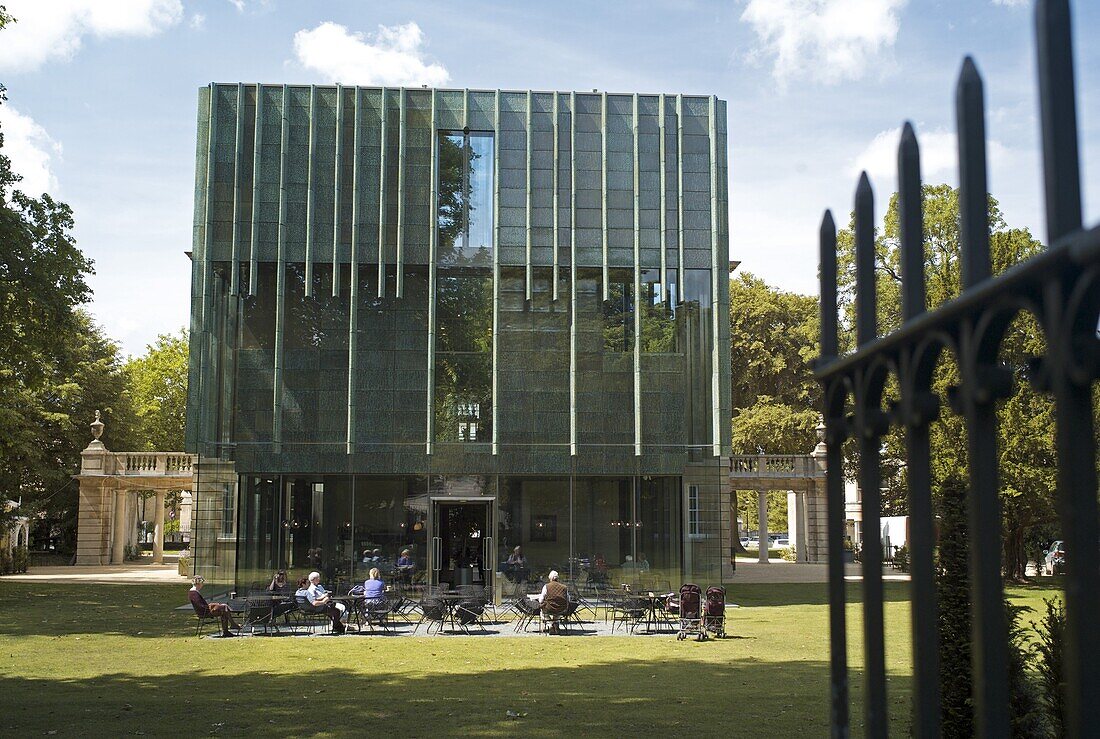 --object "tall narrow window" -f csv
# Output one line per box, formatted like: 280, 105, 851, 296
602, 271, 634, 352
437, 131, 494, 268
687, 485, 701, 538
435, 130, 494, 444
